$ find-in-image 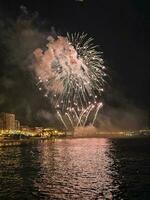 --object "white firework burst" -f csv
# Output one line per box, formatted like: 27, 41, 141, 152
33, 32, 106, 128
